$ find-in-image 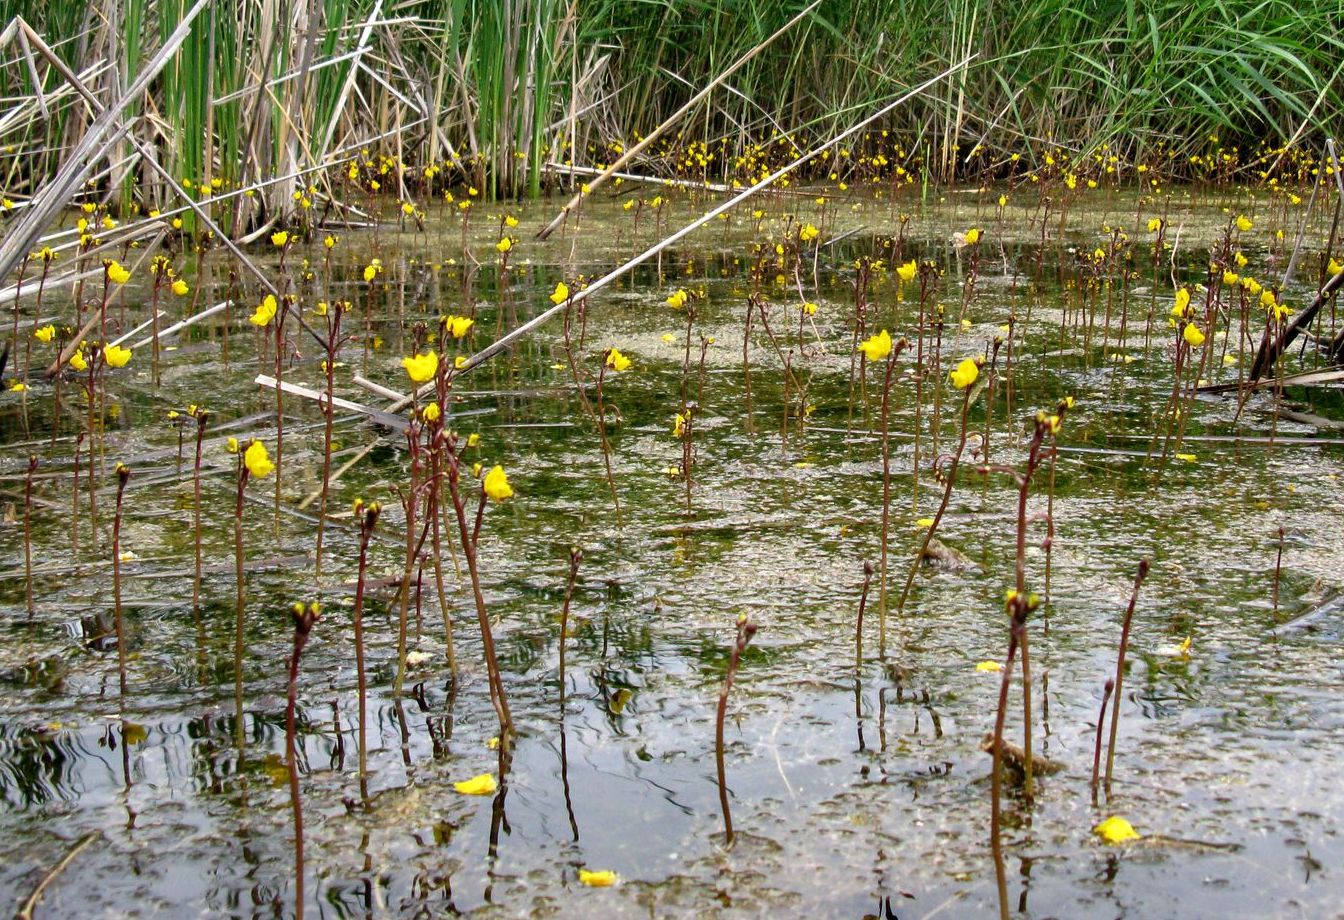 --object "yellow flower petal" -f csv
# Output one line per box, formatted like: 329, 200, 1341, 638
453, 773, 498, 795
578, 869, 618, 887
1094, 816, 1141, 844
